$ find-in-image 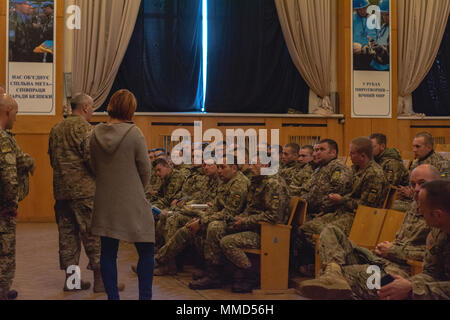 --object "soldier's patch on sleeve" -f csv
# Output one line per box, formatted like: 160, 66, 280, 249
331, 170, 341, 181
231, 194, 242, 208
367, 188, 378, 204
1, 145, 12, 153
4, 153, 16, 165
